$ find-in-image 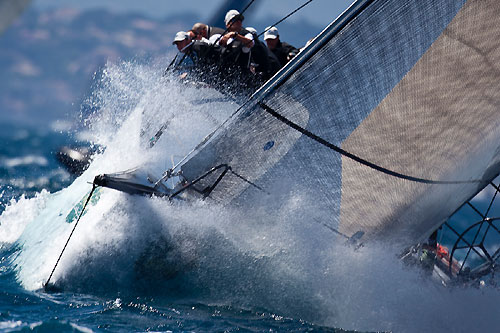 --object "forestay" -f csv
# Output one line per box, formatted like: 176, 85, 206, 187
179, 0, 500, 246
